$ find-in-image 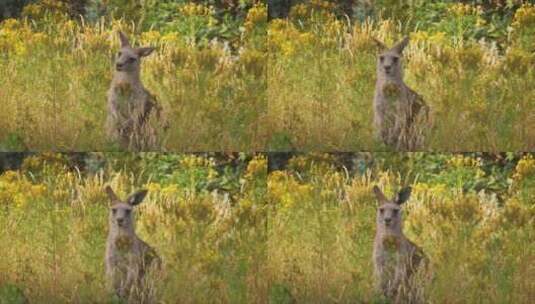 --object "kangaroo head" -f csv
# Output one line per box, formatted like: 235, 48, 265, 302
114, 31, 155, 73
105, 186, 148, 231
373, 186, 411, 233
373, 36, 409, 79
